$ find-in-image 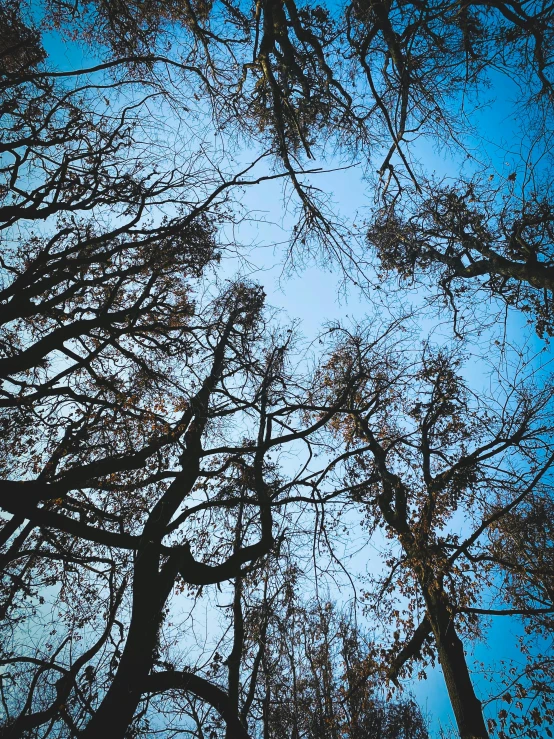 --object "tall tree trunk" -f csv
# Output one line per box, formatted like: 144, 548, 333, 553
80, 543, 168, 738
227, 575, 244, 739
426, 594, 489, 739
